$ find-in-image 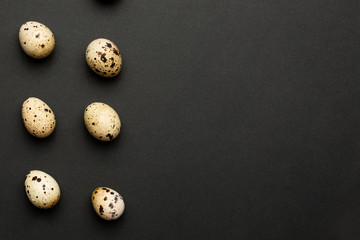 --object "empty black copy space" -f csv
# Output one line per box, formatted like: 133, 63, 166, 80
0, 1, 359, 239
